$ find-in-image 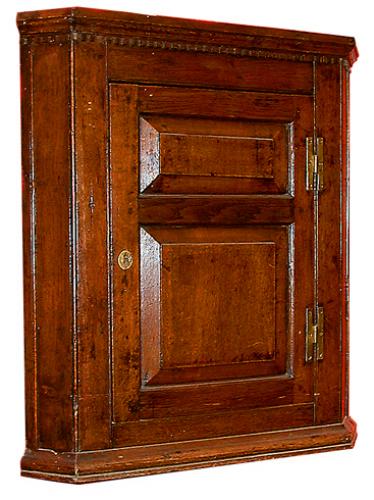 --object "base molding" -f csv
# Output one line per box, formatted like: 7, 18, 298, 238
21, 417, 357, 484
